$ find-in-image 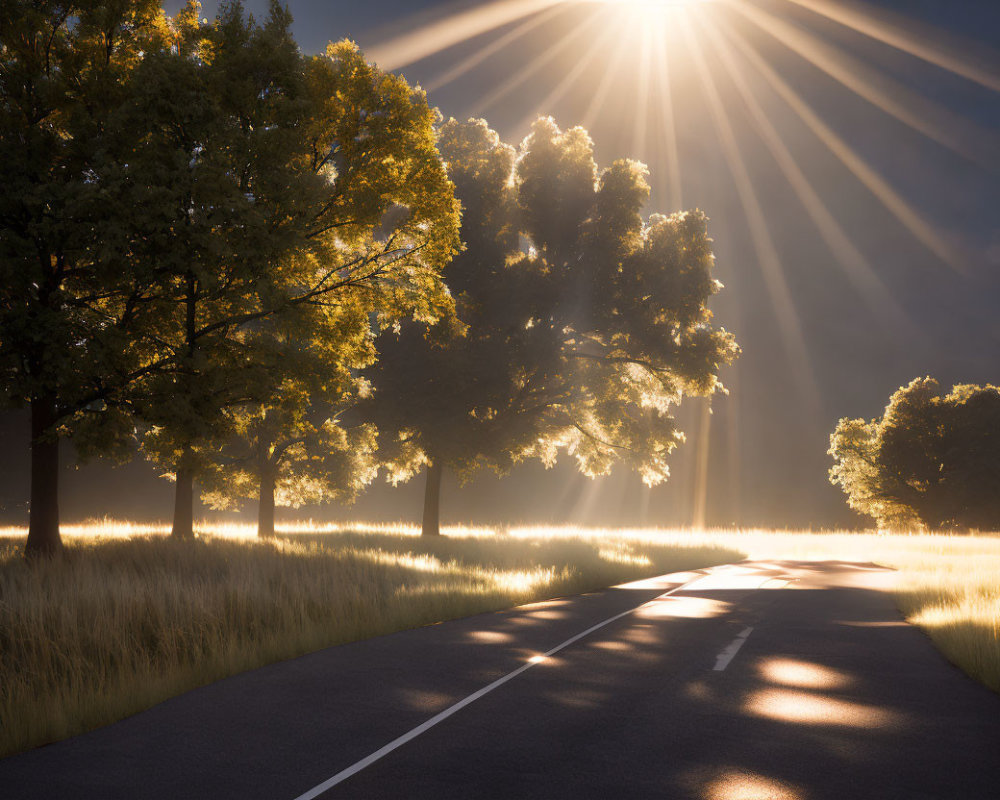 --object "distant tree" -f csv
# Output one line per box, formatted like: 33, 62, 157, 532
367, 117, 739, 535
0, 0, 165, 557
130, 8, 460, 538
829, 377, 1000, 530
